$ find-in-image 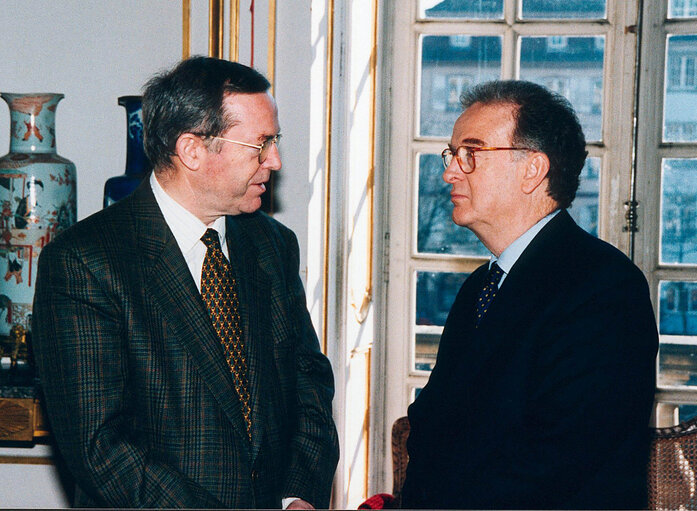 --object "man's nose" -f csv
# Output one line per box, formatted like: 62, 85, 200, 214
264, 143, 282, 171
442, 157, 462, 184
